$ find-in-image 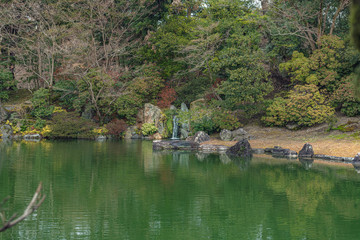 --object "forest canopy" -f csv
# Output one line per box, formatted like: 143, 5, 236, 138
0, 0, 359, 132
